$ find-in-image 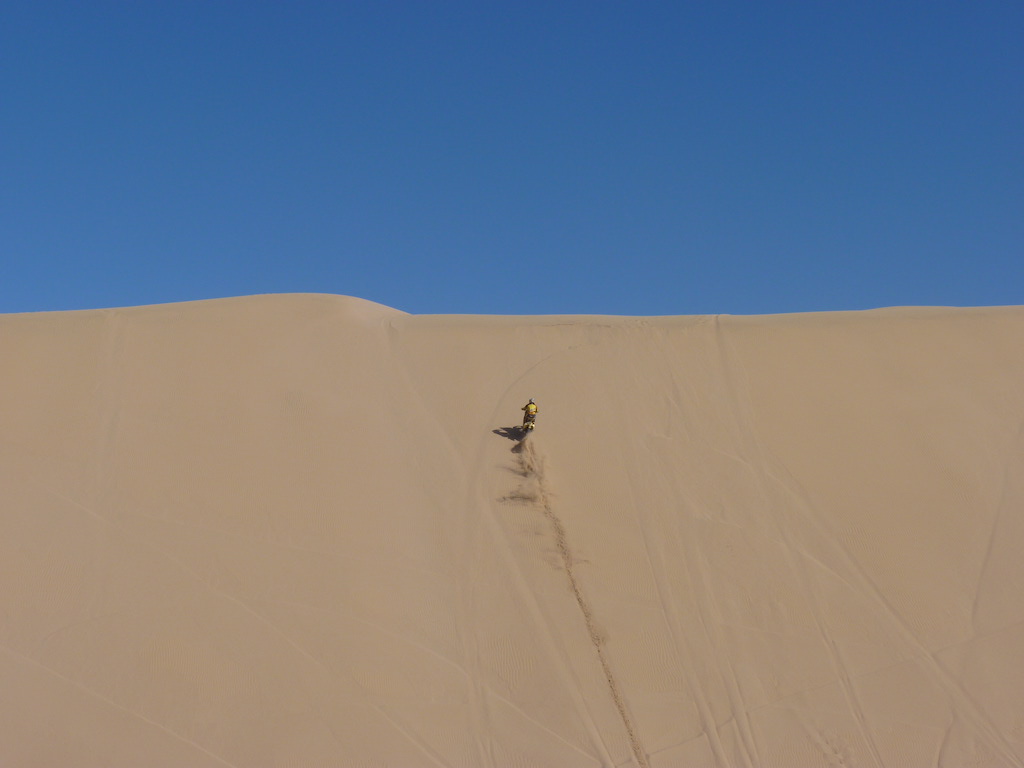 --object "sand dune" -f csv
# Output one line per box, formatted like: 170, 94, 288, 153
2, 294, 1023, 767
